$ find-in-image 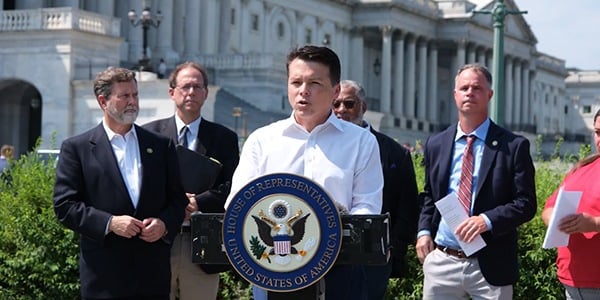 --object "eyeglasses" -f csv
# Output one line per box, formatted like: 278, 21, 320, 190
175, 84, 205, 93
333, 99, 356, 109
